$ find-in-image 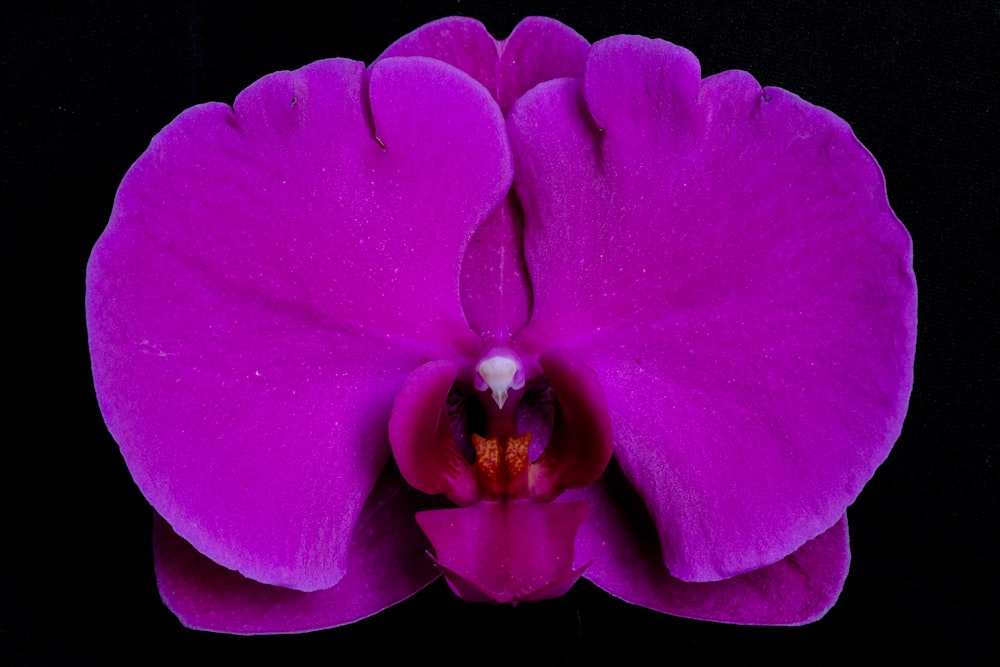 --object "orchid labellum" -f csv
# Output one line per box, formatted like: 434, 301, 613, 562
86, 17, 916, 633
